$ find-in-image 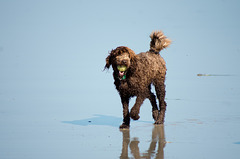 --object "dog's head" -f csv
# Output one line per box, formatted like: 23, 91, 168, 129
104, 46, 137, 80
